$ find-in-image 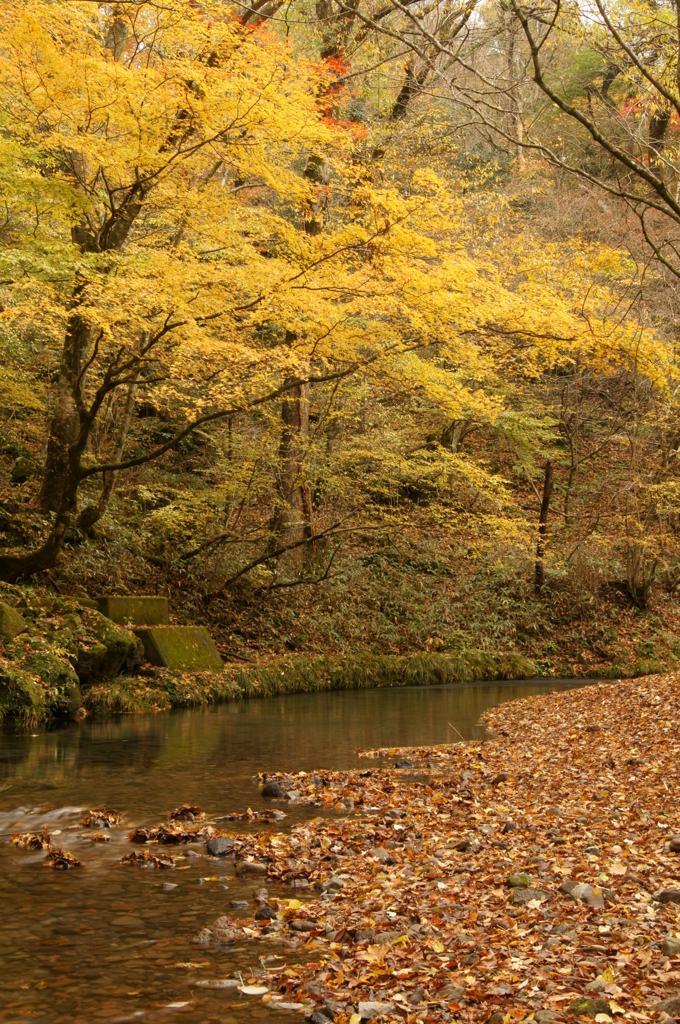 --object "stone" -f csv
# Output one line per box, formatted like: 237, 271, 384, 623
309, 1014, 332, 1024
324, 1000, 345, 1018
570, 998, 612, 1017
133, 625, 223, 671
453, 838, 472, 851
535, 1013, 559, 1024
511, 887, 552, 906
585, 846, 601, 855
0, 601, 27, 643
255, 905, 277, 921
193, 916, 235, 945
669, 836, 680, 853
235, 860, 267, 875
393, 759, 413, 768
358, 1001, 394, 1020
662, 937, 680, 956
206, 836, 234, 856
230, 900, 248, 909
10, 456, 33, 483
507, 873, 531, 888
253, 887, 269, 902
262, 781, 284, 798
353, 928, 375, 943
655, 998, 680, 1015
291, 919, 316, 932
502, 822, 516, 834
373, 930, 401, 944
162, 882, 178, 891
654, 890, 680, 905
371, 847, 392, 863
76, 611, 142, 686
440, 984, 465, 1001
96, 596, 169, 625
586, 980, 607, 994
